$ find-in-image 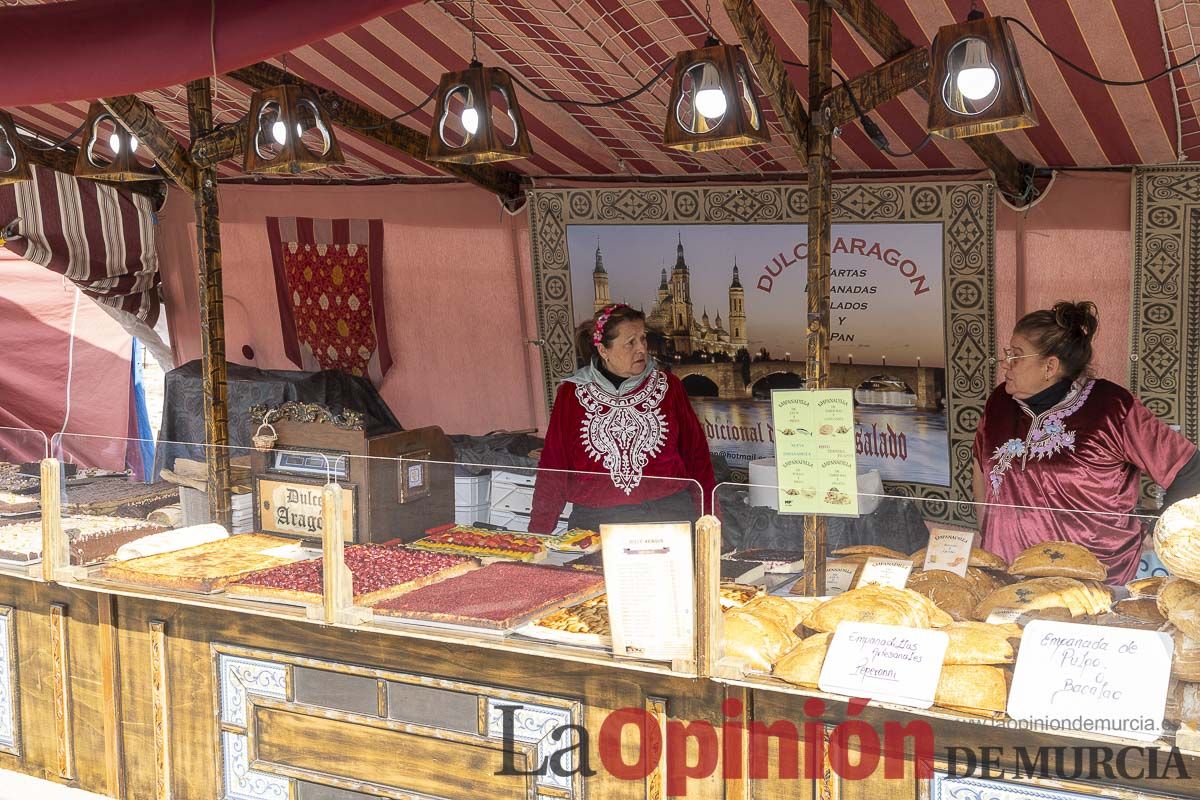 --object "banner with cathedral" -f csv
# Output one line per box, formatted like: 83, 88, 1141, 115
566, 223, 950, 487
